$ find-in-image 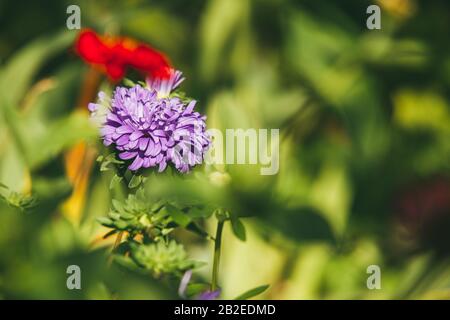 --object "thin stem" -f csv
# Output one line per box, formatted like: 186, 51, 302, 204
211, 220, 224, 291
